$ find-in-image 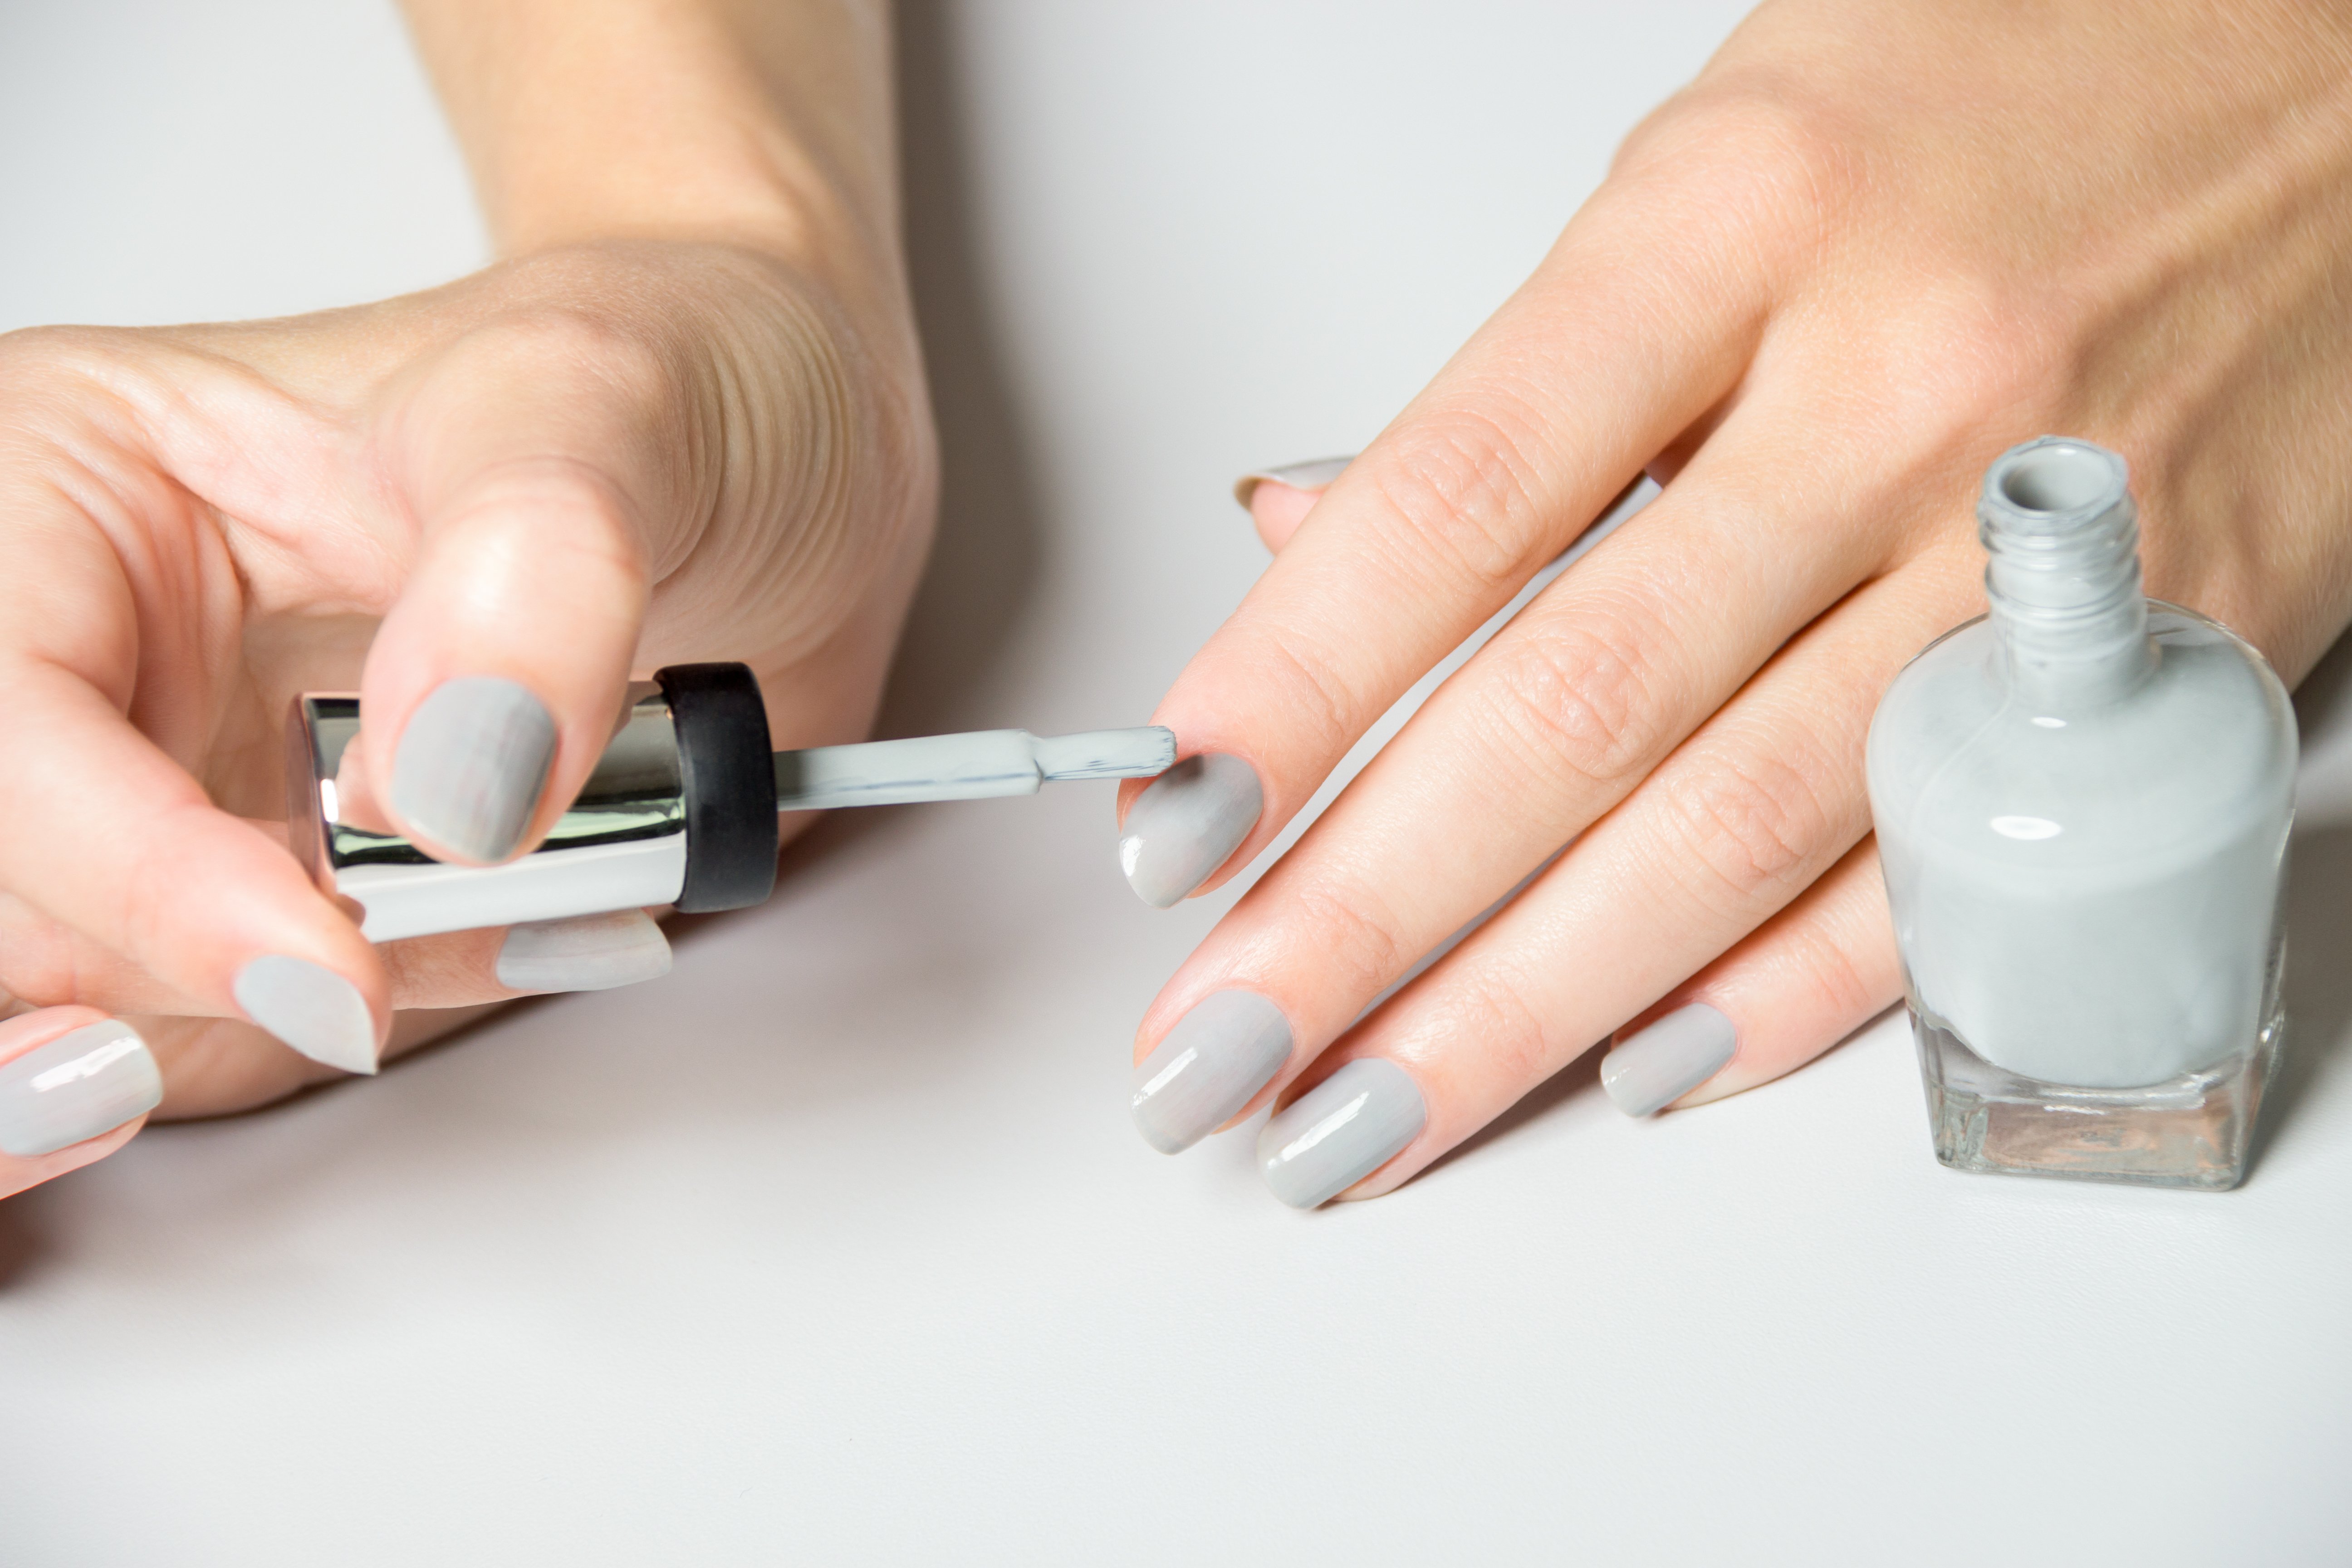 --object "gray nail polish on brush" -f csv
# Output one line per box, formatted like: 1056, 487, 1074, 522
390, 675, 557, 863
0, 1019, 164, 1157
1120, 753, 1263, 908
235, 955, 378, 1075
497, 909, 672, 993
1131, 989, 1294, 1154
1232, 454, 1354, 509
1601, 1002, 1736, 1117
1256, 1058, 1426, 1209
